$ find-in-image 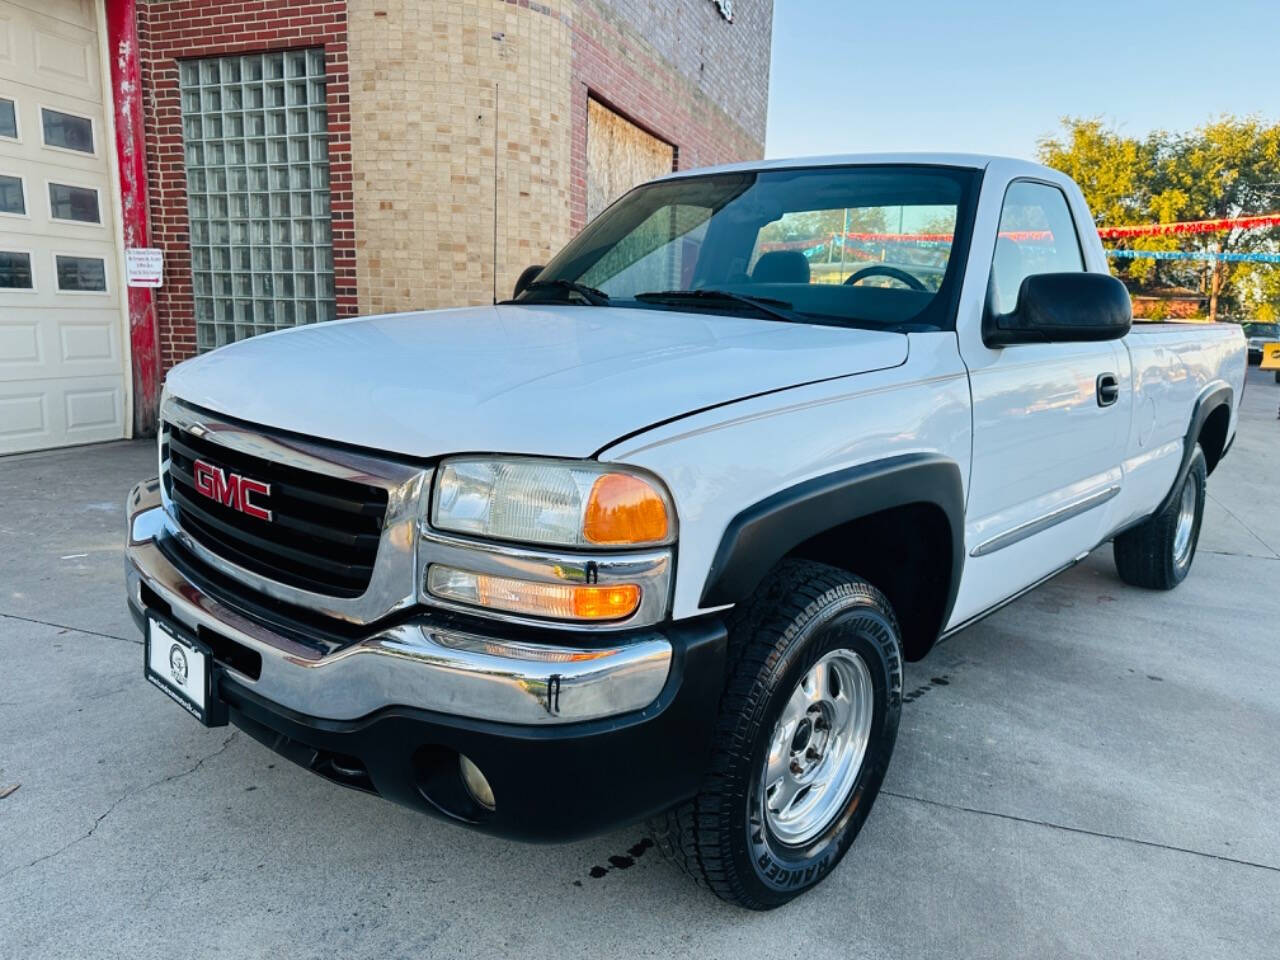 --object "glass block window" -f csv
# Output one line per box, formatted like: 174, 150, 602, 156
179, 49, 336, 351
